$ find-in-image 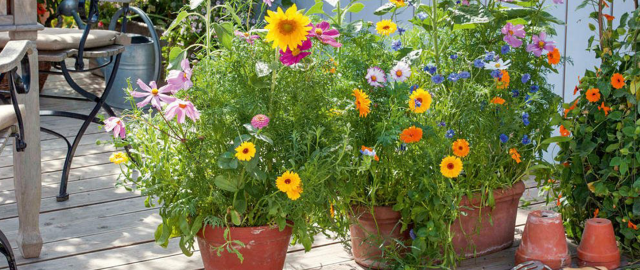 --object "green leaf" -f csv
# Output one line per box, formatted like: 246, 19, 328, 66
610, 157, 622, 166
212, 22, 234, 50
506, 18, 528, 25
374, 2, 396, 16
346, 3, 365, 14
230, 210, 241, 226
634, 198, 640, 216
214, 175, 239, 192
234, 192, 247, 213
305, 0, 324, 15
190, 0, 205, 9
179, 236, 193, 256
190, 215, 204, 236
166, 11, 188, 34
605, 144, 620, 152
542, 136, 572, 144
168, 47, 186, 71
622, 126, 636, 137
